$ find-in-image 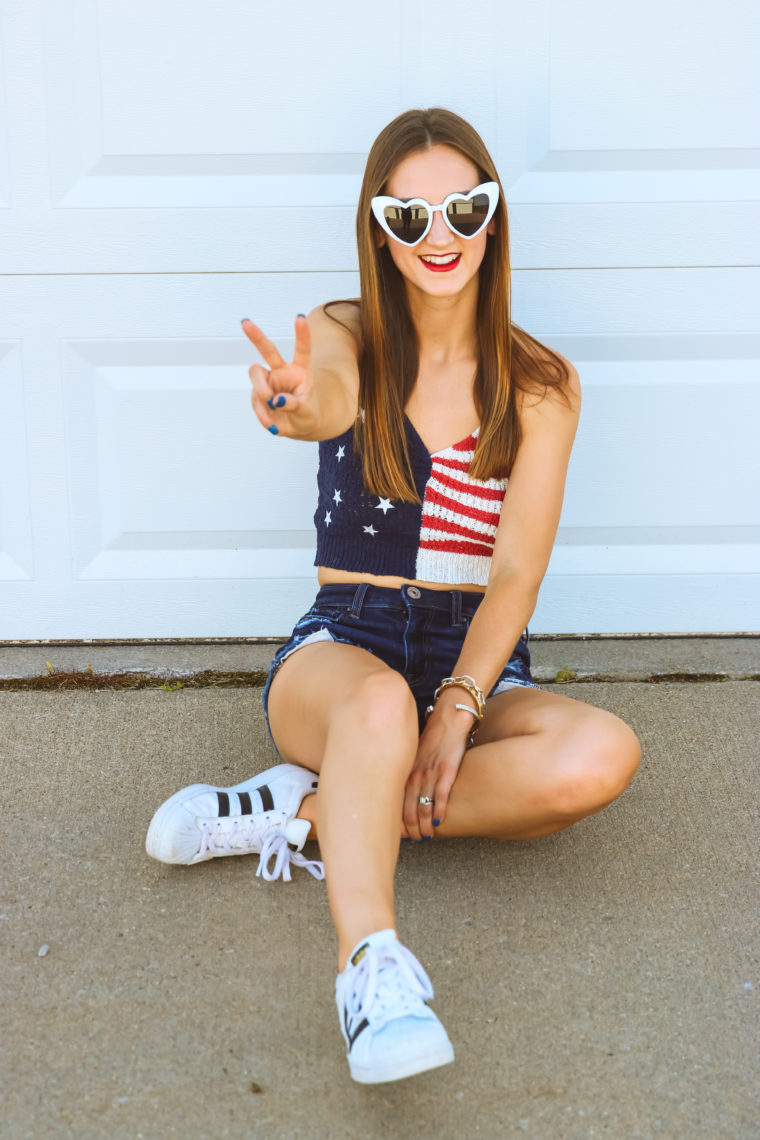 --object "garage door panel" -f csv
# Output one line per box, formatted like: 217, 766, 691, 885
0, 343, 33, 581
563, 378, 758, 529
508, 0, 759, 204
0, 272, 359, 337
550, 1, 759, 151
533, 573, 759, 635
514, 268, 759, 333
0, 18, 10, 209
62, 340, 319, 580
